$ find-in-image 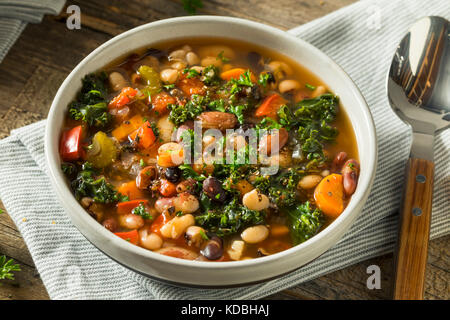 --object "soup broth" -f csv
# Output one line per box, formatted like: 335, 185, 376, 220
59, 38, 359, 261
